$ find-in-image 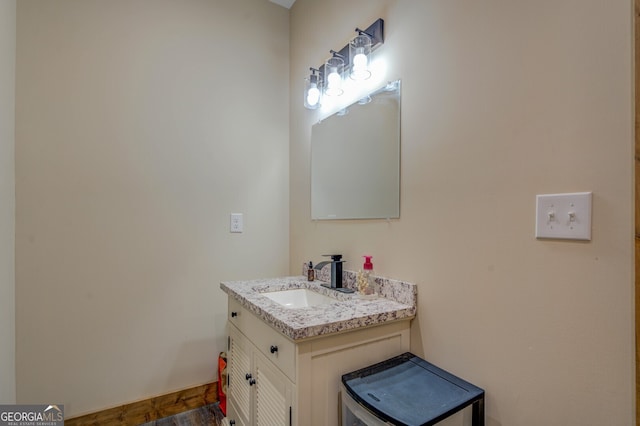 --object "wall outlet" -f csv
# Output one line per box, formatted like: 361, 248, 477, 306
230, 213, 243, 233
